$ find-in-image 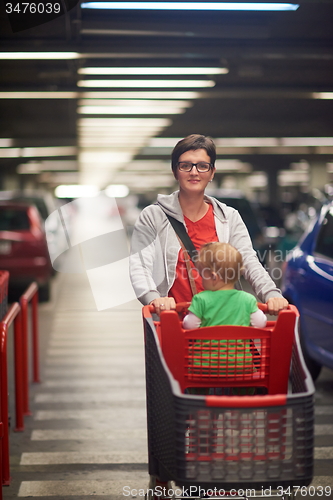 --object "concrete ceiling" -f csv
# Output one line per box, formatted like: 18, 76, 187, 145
0, 0, 333, 192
